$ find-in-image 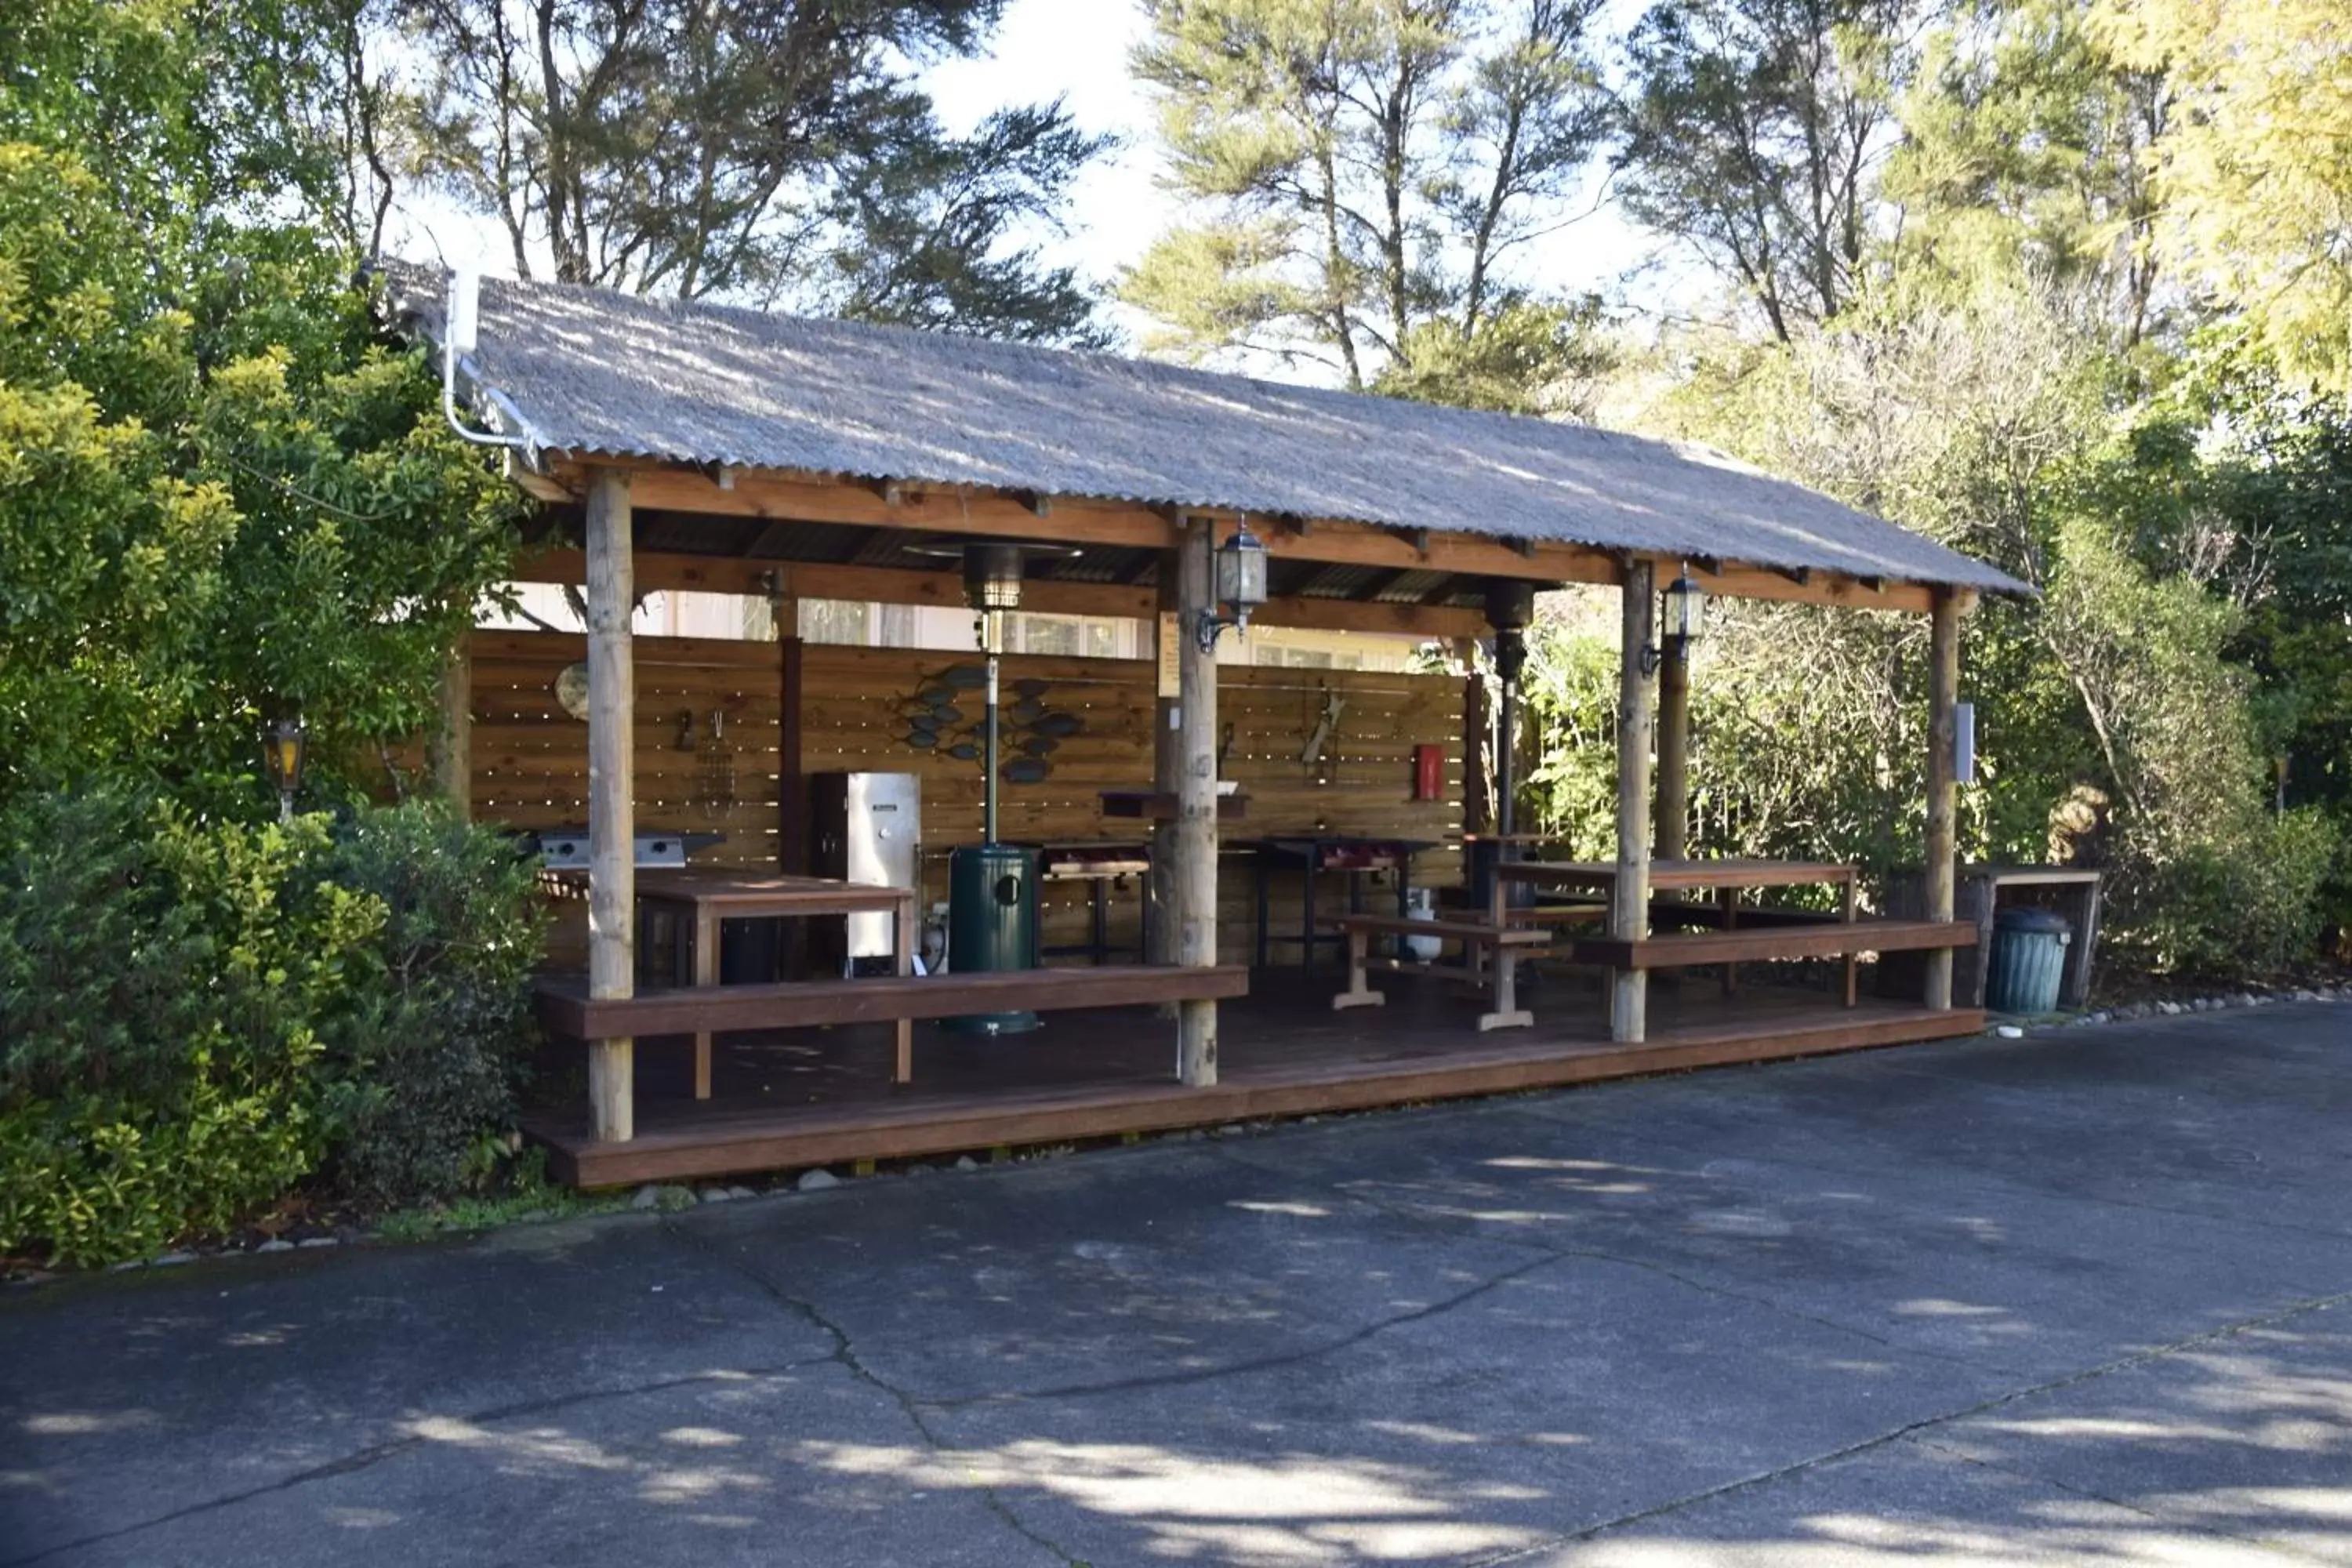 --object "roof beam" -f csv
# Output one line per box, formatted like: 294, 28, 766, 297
534, 458, 1945, 613
1688, 561, 1930, 614
555, 459, 1168, 550
511, 548, 1487, 637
